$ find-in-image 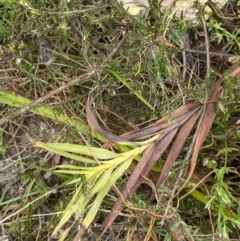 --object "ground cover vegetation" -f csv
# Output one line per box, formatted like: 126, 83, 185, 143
0, 0, 240, 240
